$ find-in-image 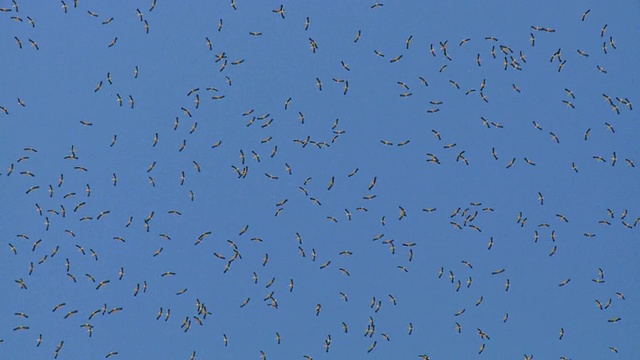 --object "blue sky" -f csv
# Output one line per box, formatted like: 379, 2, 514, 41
1, 1, 639, 359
